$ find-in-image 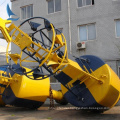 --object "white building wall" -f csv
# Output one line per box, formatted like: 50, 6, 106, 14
11, 0, 120, 75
